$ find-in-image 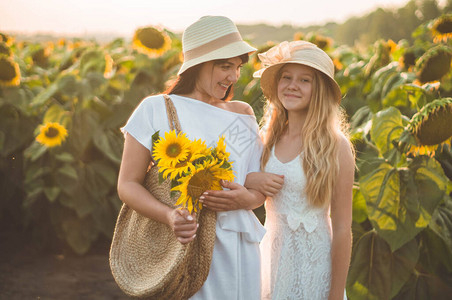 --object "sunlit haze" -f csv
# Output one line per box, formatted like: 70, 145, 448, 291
1, 0, 422, 36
